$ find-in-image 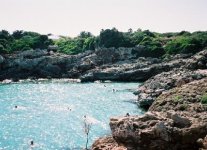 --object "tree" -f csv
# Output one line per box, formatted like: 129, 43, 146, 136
98, 28, 126, 48
0, 44, 5, 53
12, 30, 24, 39
0, 30, 12, 41
78, 31, 93, 39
